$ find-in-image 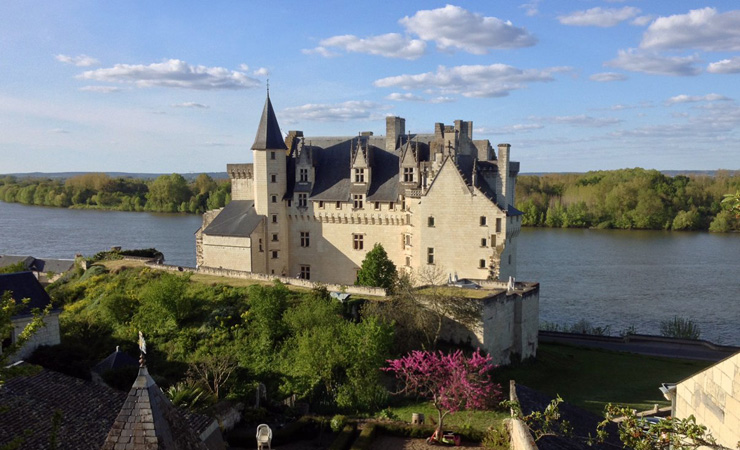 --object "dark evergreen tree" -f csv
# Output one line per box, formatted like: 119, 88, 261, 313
355, 243, 397, 292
